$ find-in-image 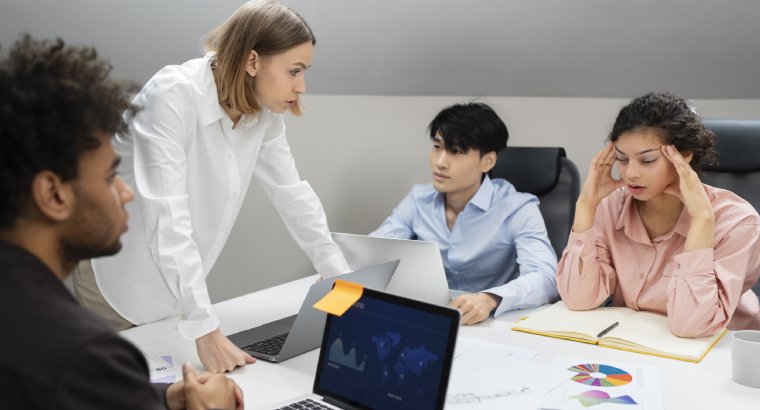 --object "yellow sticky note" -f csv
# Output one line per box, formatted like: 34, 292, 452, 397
313, 279, 364, 316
